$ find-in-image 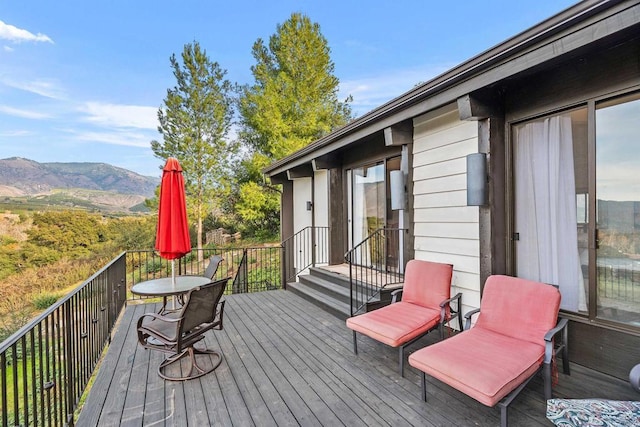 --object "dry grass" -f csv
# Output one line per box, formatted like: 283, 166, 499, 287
0, 213, 30, 242
0, 256, 111, 335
